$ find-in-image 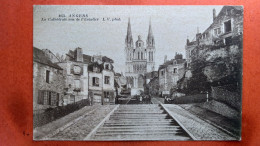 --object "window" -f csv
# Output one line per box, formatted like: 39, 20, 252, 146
141, 52, 143, 59
74, 80, 80, 88
105, 76, 110, 84
46, 70, 50, 83
151, 52, 153, 61
224, 20, 231, 33
173, 68, 177, 73
138, 43, 141, 47
138, 52, 140, 59
214, 27, 221, 35
93, 77, 99, 86
38, 90, 58, 106
104, 91, 109, 98
105, 64, 109, 70
161, 70, 164, 76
